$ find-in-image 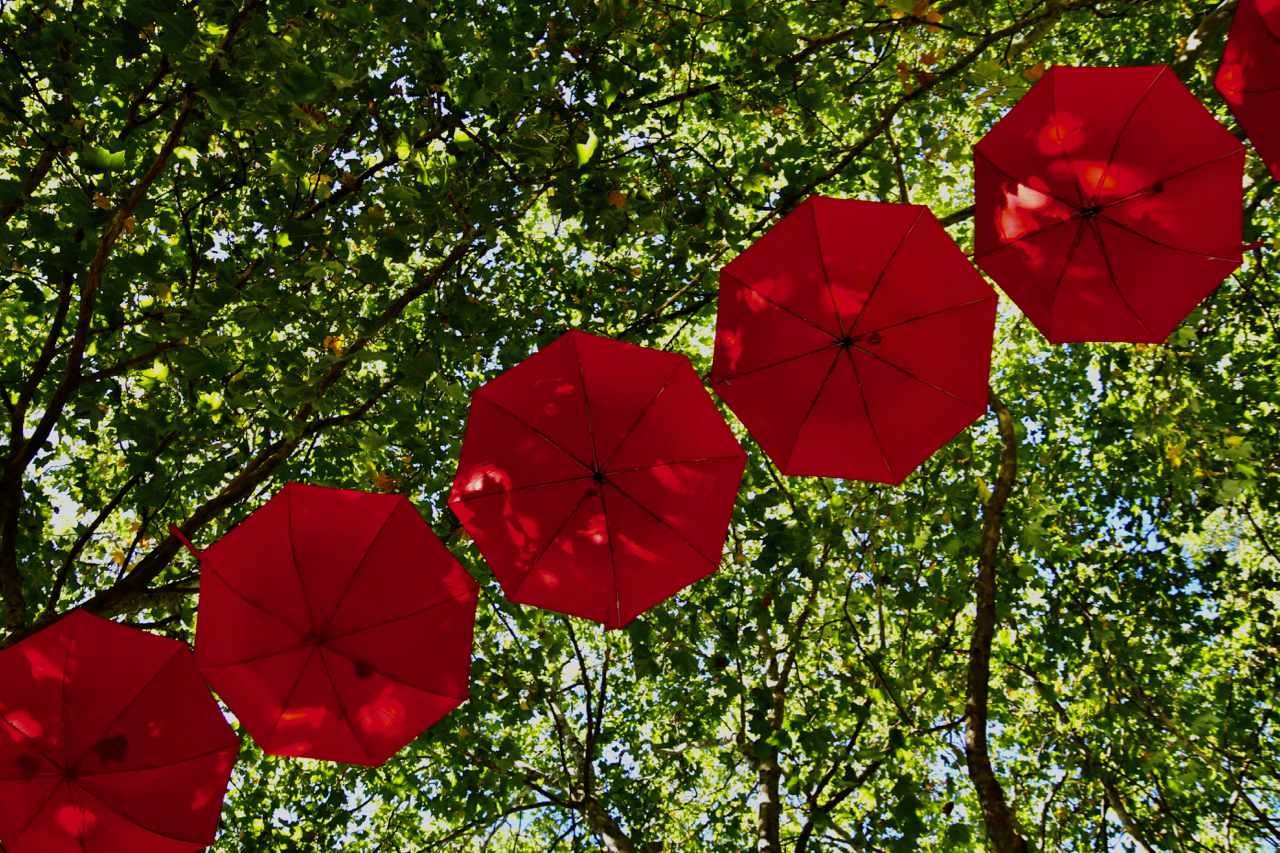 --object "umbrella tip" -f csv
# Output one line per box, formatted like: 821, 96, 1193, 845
170, 524, 201, 557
